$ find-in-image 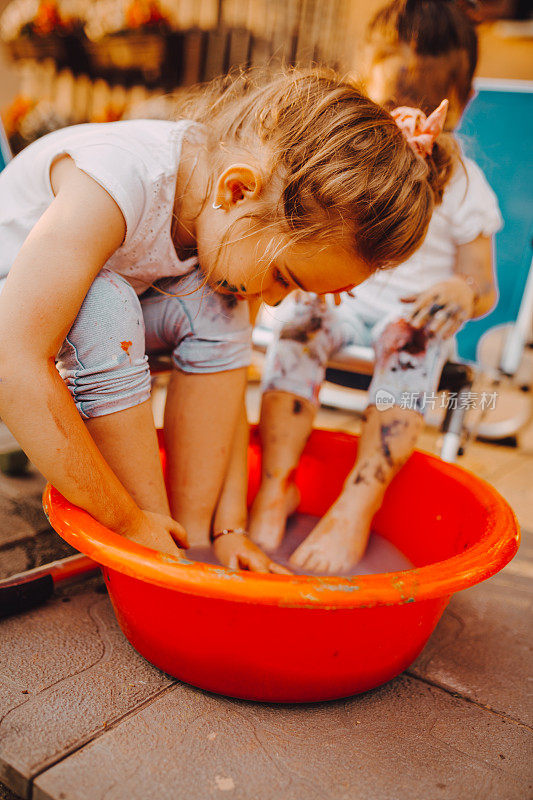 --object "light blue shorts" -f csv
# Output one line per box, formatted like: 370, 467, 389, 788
261, 294, 451, 413
56, 267, 251, 419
